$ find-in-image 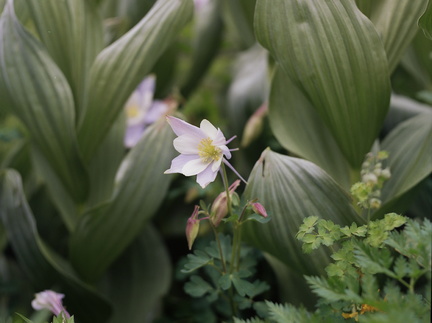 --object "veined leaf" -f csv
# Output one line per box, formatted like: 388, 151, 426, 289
70, 118, 176, 281
0, 170, 111, 323
181, 0, 223, 98
243, 149, 361, 276
366, 0, 428, 72
0, 0, 88, 201
269, 66, 350, 189
221, 0, 255, 49
26, 0, 104, 115
255, 0, 390, 167
77, 0, 193, 161
419, 0, 432, 40
103, 225, 172, 323
380, 112, 432, 204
